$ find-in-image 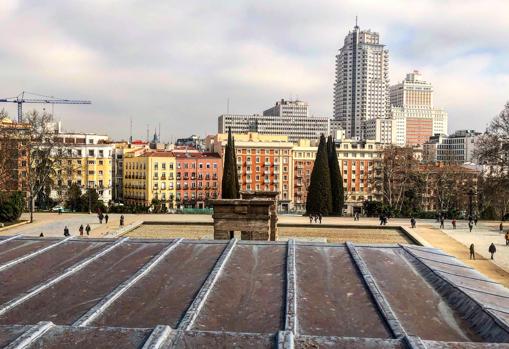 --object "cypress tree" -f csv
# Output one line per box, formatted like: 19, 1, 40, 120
306, 134, 332, 215
232, 136, 240, 196
327, 135, 344, 215
221, 128, 240, 199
